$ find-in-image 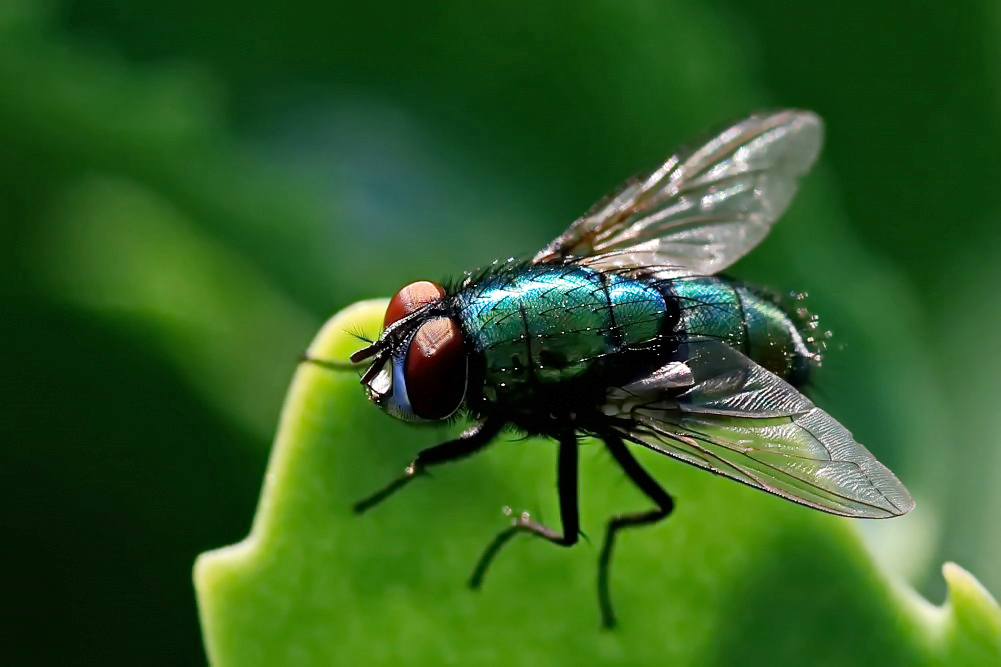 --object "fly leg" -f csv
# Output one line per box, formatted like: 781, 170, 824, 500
469, 432, 579, 589
353, 419, 503, 513
299, 354, 360, 372
598, 432, 675, 629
